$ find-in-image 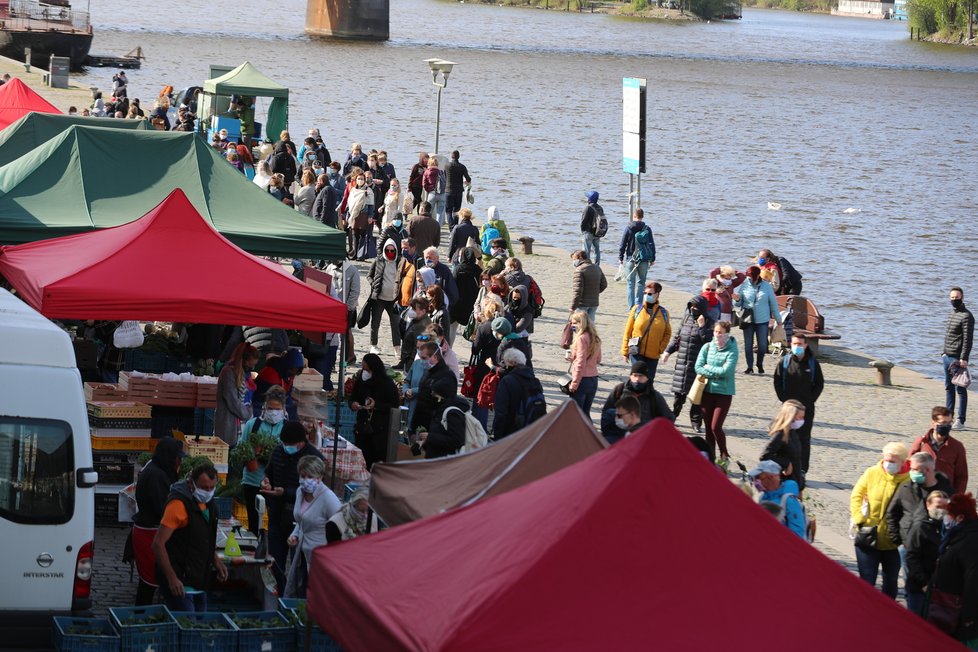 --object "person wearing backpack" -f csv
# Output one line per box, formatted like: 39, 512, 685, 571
773, 333, 824, 475
618, 208, 657, 310
750, 460, 807, 540
580, 190, 606, 266
492, 348, 546, 439
480, 206, 515, 264
419, 394, 469, 459
410, 341, 459, 436
421, 157, 448, 227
